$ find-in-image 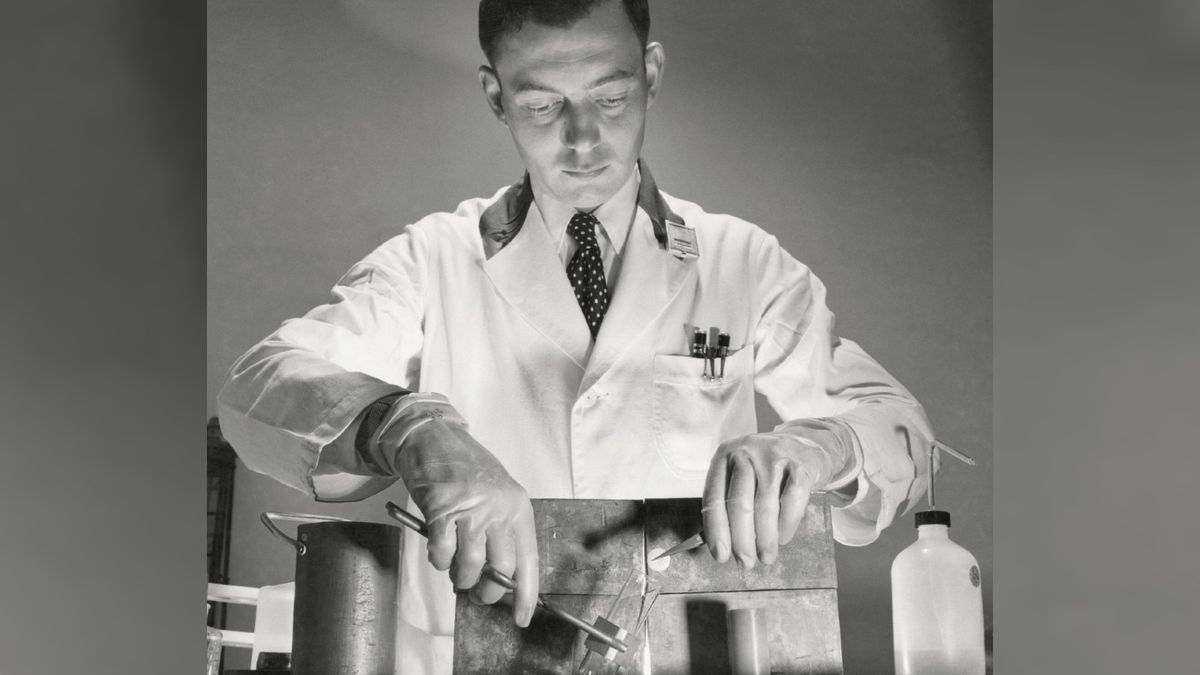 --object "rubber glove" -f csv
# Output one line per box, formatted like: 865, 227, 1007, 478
702, 421, 858, 569
365, 394, 539, 627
